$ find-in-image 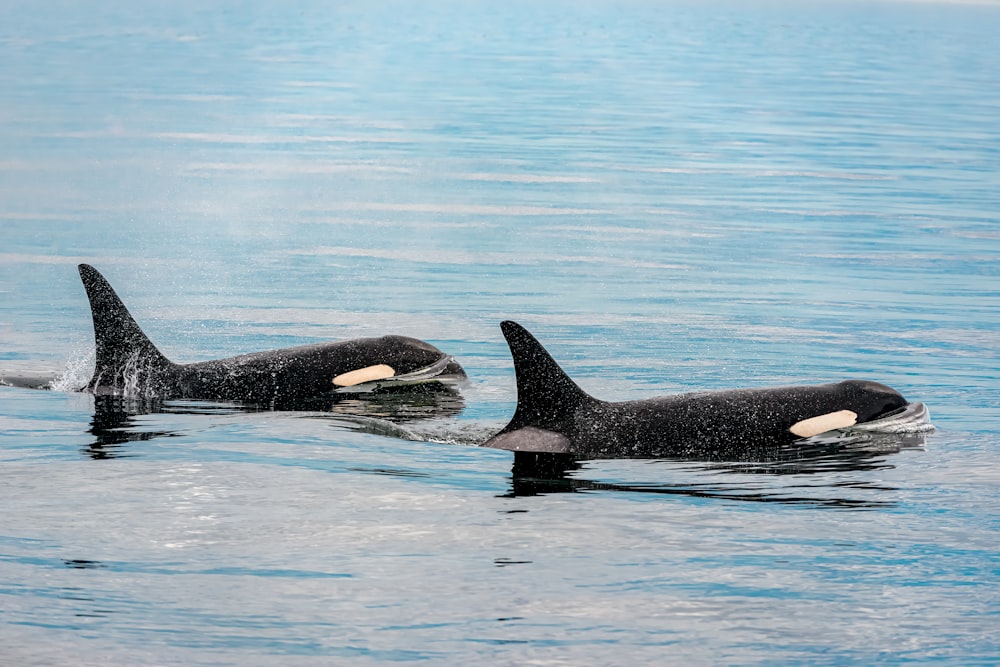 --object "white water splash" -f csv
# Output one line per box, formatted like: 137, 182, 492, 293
53, 347, 168, 399
49, 347, 95, 393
